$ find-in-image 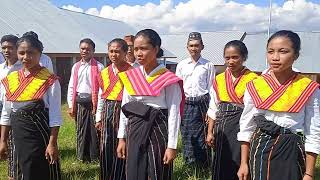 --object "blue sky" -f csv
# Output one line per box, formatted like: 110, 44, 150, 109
50, 0, 320, 9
